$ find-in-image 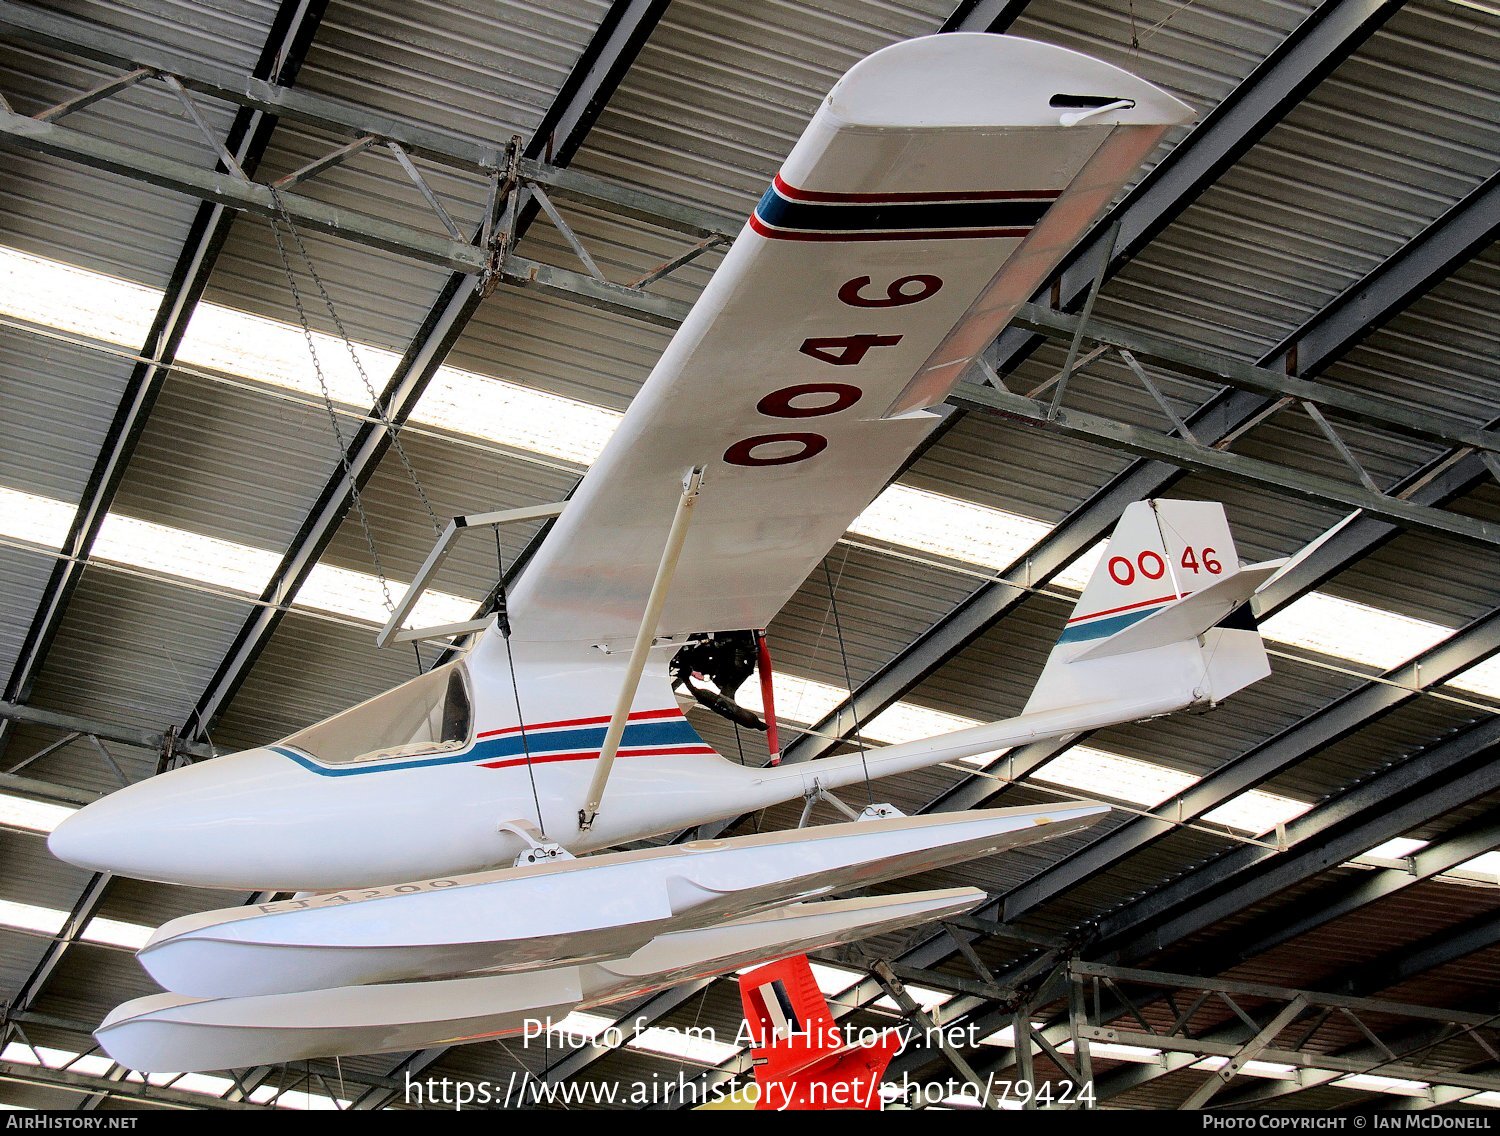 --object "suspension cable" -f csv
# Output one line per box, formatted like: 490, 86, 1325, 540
823, 555, 874, 807
265, 208, 397, 613
267, 187, 442, 535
